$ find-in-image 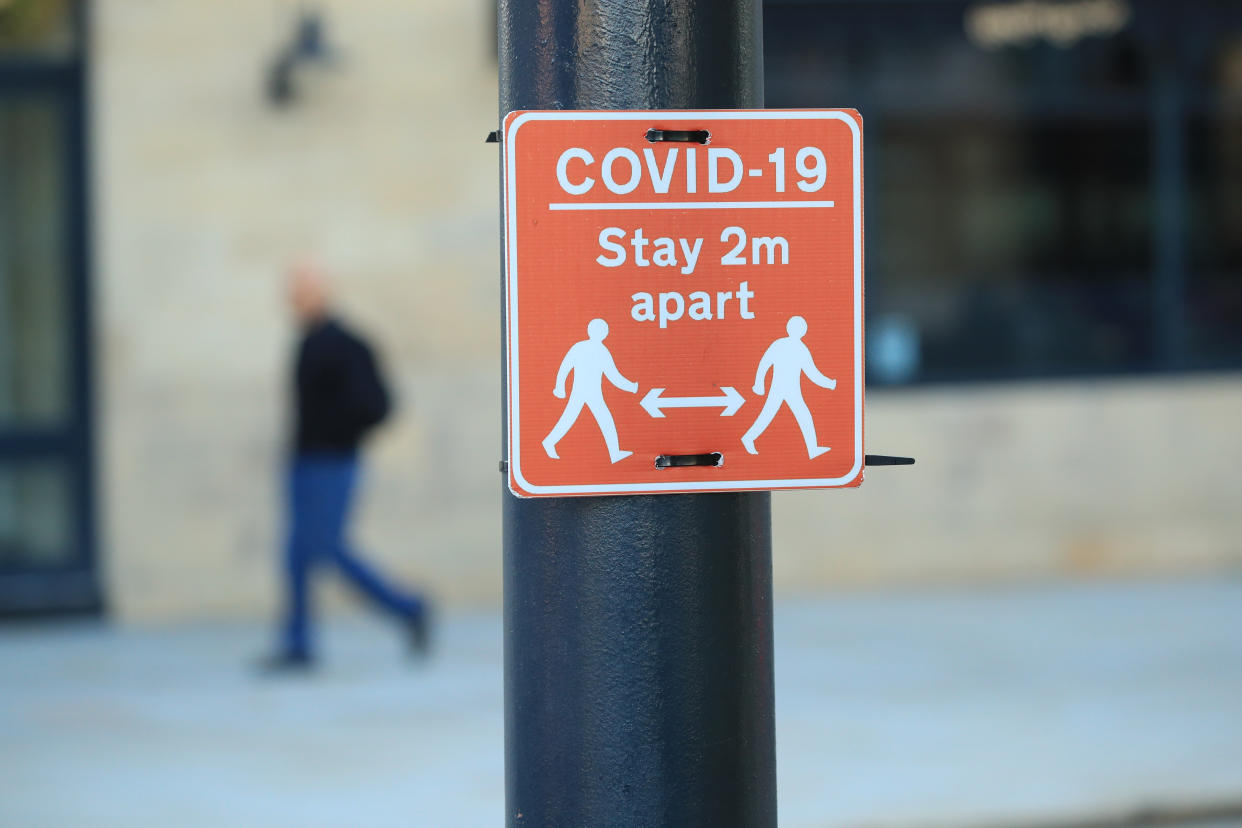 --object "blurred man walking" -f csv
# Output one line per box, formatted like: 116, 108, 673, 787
261, 261, 429, 670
